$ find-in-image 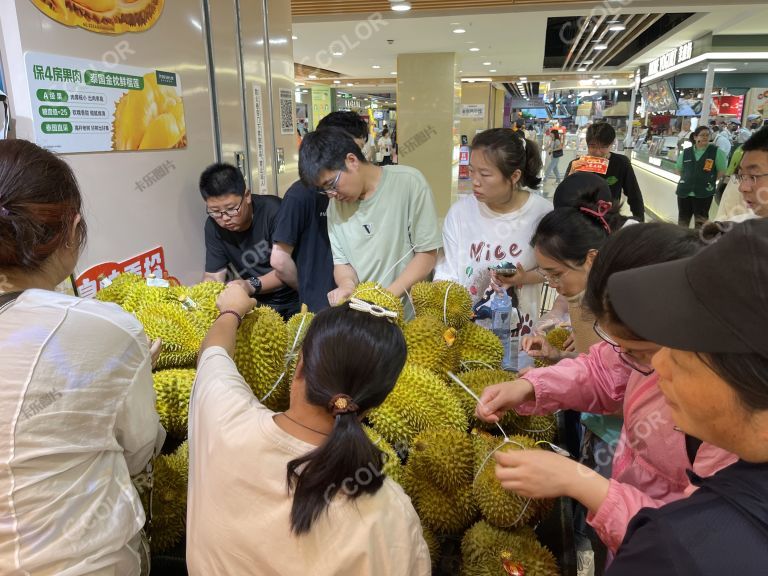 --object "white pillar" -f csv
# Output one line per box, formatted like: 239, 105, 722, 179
700, 63, 716, 123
